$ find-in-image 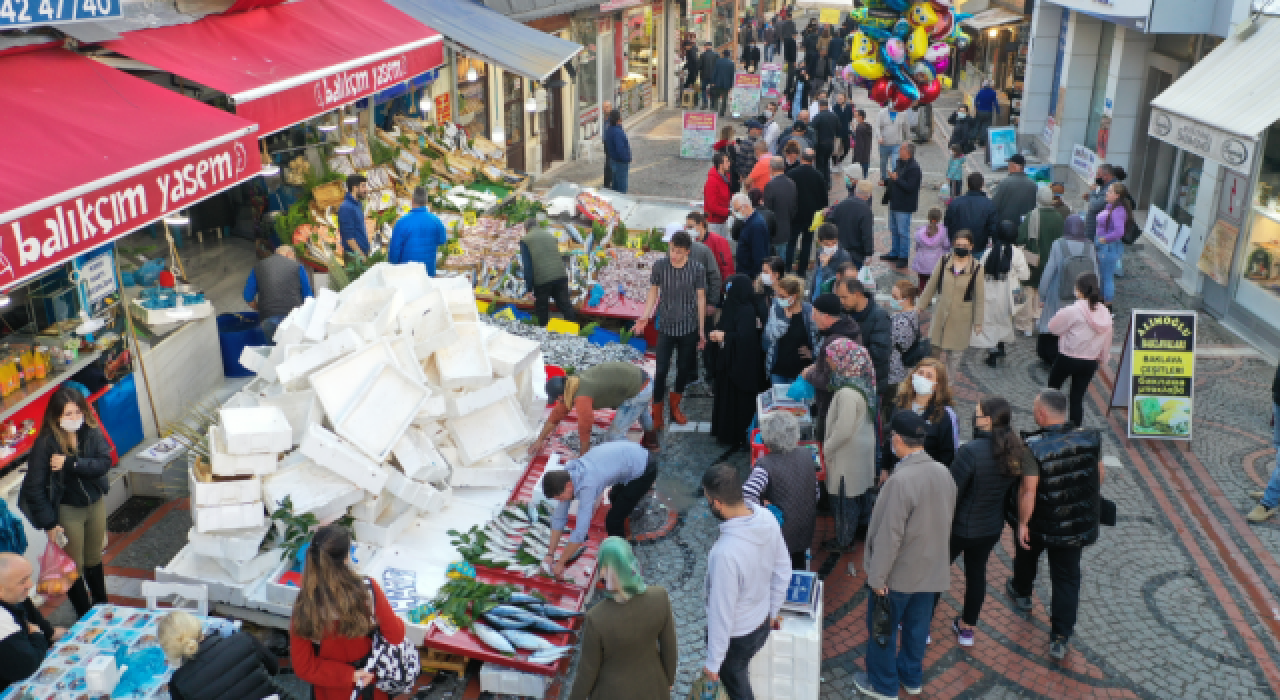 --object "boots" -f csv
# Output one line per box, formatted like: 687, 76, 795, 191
66, 578, 93, 618
85, 564, 109, 606
640, 430, 661, 451
650, 402, 665, 432
668, 392, 688, 425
